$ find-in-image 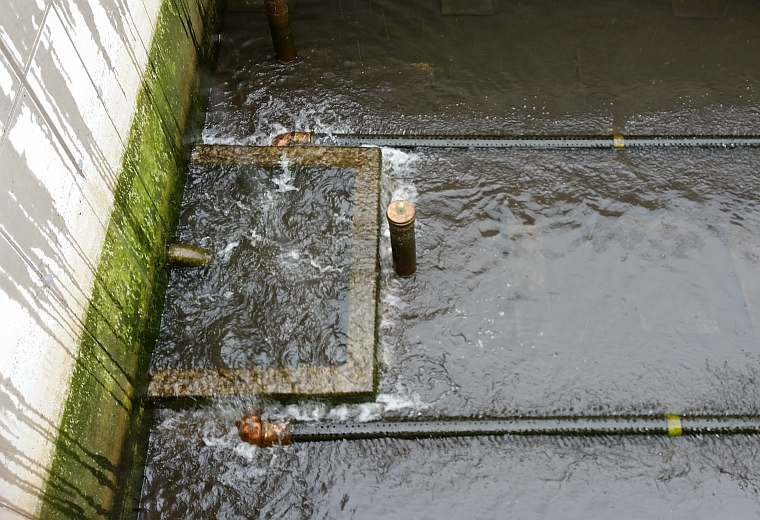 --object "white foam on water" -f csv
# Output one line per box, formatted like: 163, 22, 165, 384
355, 402, 383, 423
377, 148, 422, 372
233, 442, 264, 462
327, 405, 351, 422
218, 241, 240, 262
376, 391, 430, 412
249, 229, 264, 246
382, 292, 406, 311
272, 155, 299, 192
381, 147, 420, 205
261, 391, 430, 425
282, 402, 328, 422
202, 425, 238, 448
309, 258, 342, 274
